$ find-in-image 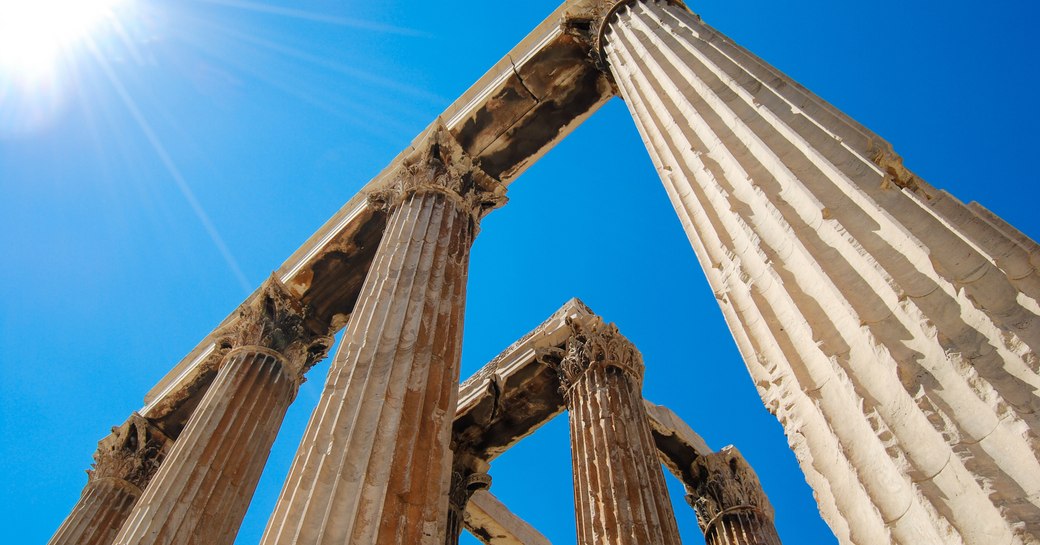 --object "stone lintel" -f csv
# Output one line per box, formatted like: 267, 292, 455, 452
464, 490, 553, 545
